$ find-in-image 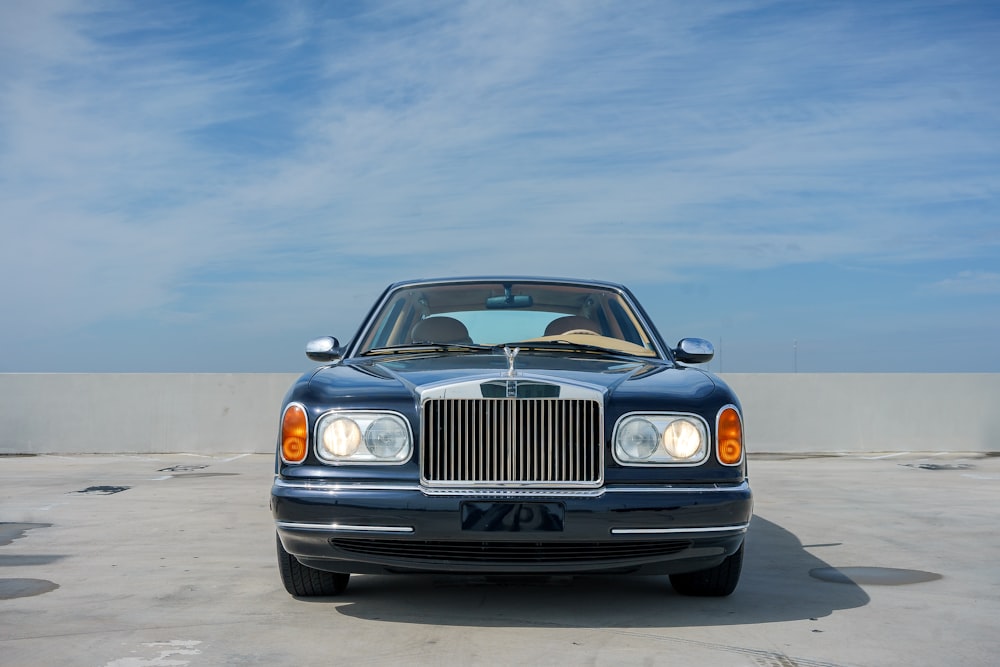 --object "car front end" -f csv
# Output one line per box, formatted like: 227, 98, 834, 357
271, 278, 752, 596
